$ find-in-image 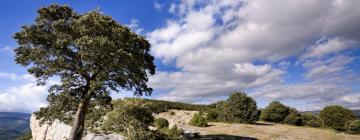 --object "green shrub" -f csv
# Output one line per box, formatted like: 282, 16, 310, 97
345, 120, 360, 134
214, 101, 229, 122
206, 110, 219, 121
319, 105, 357, 131
160, 125, 184, 140
190, 112, 208, 127
126, 128, 158, 140
215, 92, 259, 124
103, 105, 154, 133
301, 113, 322, 127
260, 101, 290, 123
225, 92, 259, 124
283, 109, 302, 126
155, 118, 169, 129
